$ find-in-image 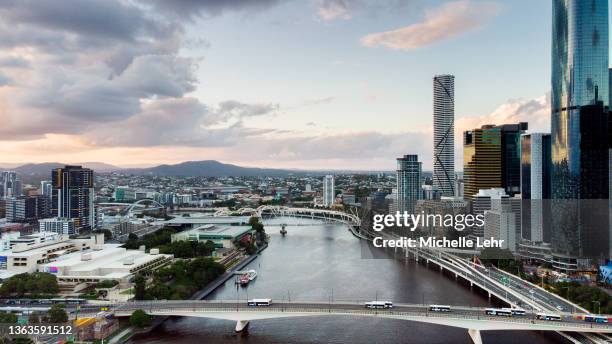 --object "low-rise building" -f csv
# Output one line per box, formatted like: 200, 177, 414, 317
171, 224, 252, 249
40, 245, 172, 284
39, 217, 77, 235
